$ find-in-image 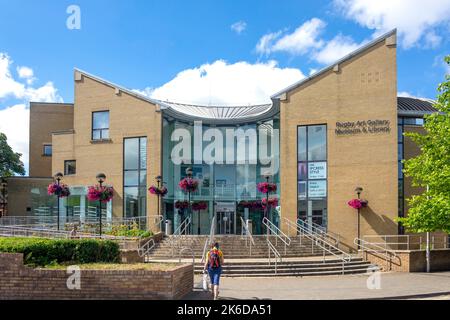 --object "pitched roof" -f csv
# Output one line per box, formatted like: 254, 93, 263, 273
271, 29, 397, 99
